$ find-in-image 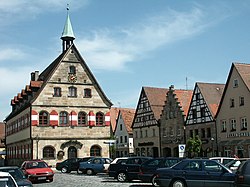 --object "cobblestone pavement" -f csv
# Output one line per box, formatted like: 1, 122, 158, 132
32, 171, 152, 187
